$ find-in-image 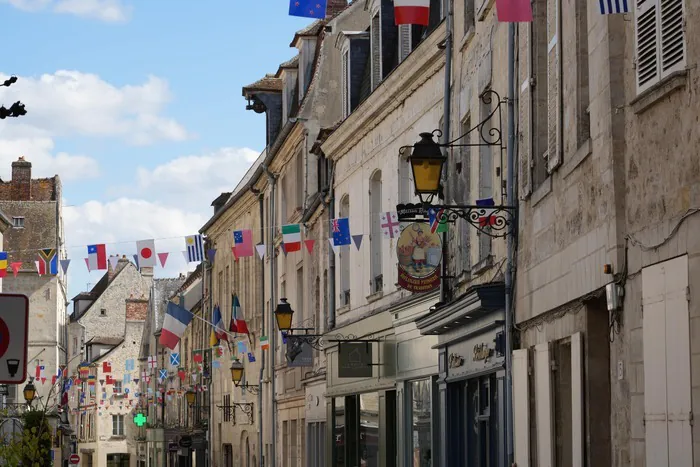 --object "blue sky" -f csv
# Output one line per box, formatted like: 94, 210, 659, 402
0, 0, 312, 300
